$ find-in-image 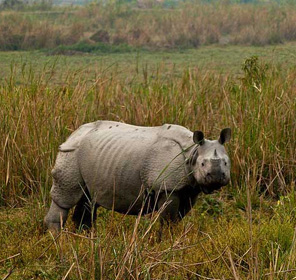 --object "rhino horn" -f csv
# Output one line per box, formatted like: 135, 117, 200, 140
214, 149, 218, 158
210, 149, 221, 165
